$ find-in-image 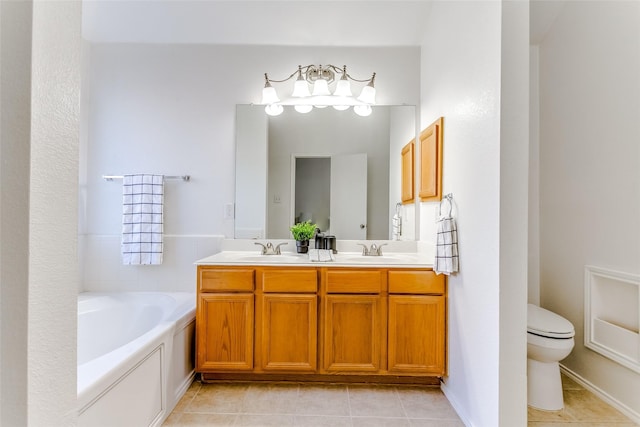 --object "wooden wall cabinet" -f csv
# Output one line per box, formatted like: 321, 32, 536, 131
401, 141, 415, 204
419, 117, 444, 201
